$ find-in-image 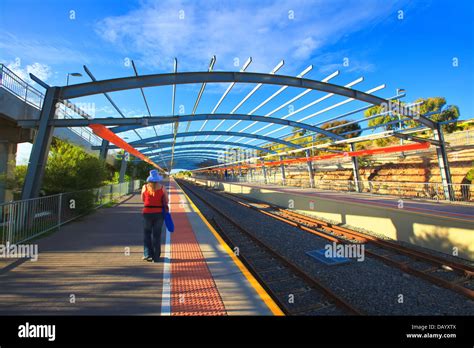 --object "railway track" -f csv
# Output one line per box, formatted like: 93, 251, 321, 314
176, 179, 363, 316
184, 180, 474, 301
